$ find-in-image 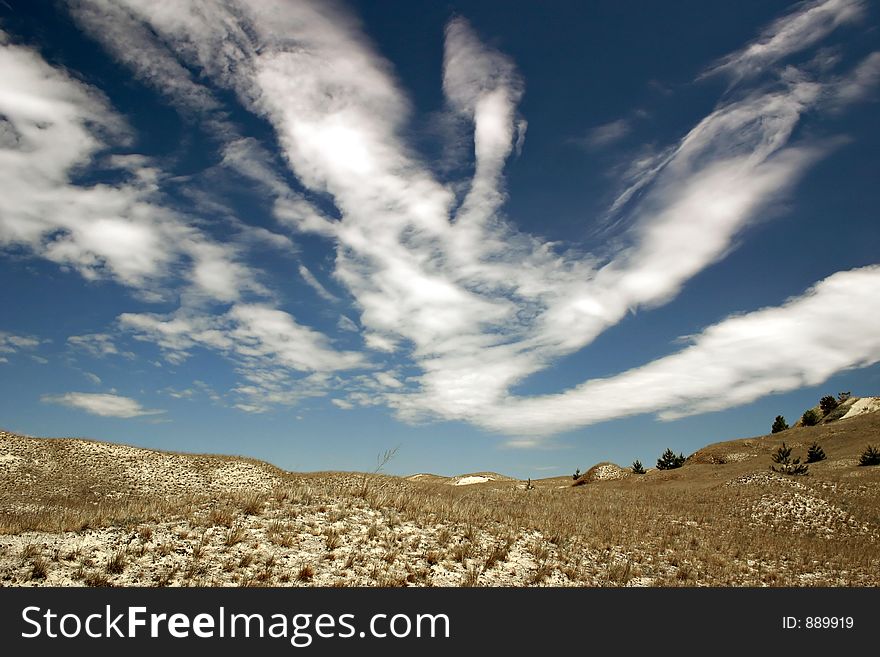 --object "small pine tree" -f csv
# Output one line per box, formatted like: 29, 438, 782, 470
656, 448, 686, 470
572, 468, 581, 480
770, 442, 809, 475
837, 391, 851, 403
771, 415, 788, 434
819, 395, 839, 415
631, 460, 645, 474
801, 409, 820, 426
805, 441, 826, 463
858, 445, 880, 466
